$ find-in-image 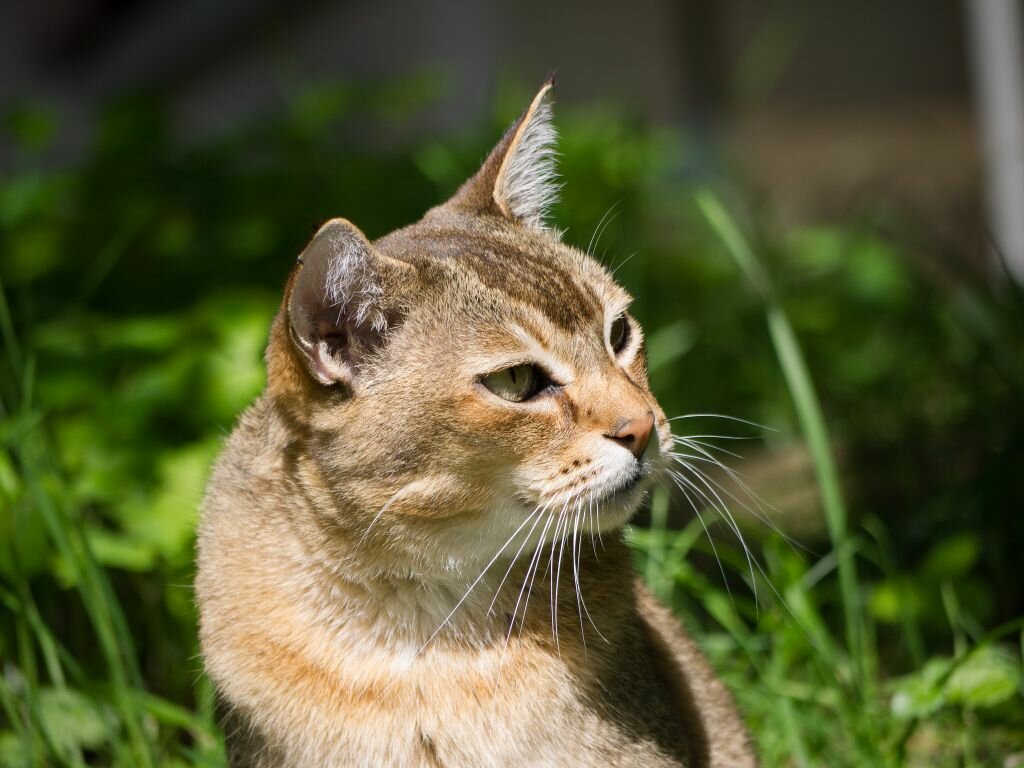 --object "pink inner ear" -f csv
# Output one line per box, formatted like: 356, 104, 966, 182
305, 307, 386, 386
316, 316, 348, 346
309, 339, 350, 385
307, 314, 351, 384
